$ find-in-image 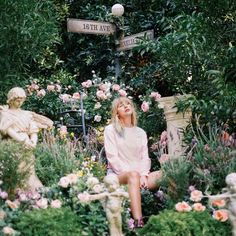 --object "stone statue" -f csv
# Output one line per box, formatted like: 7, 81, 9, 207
79, 174, 129, 236
208, 173, 236, 236
0, 87, 53, 190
